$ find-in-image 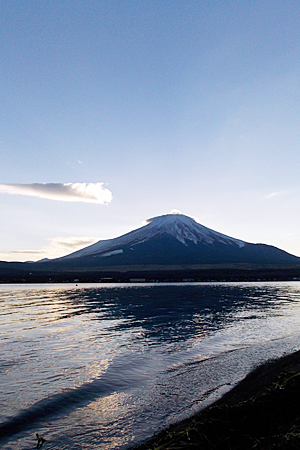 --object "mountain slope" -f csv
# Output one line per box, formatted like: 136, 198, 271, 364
41, 212, 300, 268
